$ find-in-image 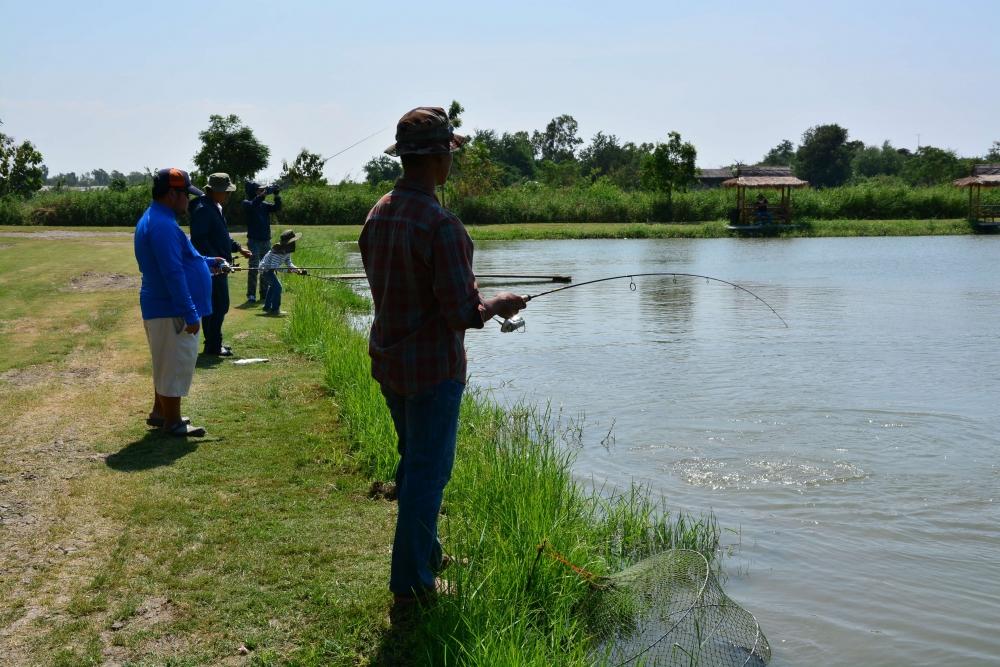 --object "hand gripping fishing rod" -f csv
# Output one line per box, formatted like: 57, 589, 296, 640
493, 272, 788, 332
